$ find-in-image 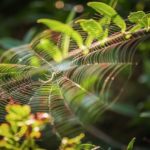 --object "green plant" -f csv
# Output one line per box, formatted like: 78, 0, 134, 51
0, 104, 51, 150
59, 133, 99, 150
0, 104, 98, 150
126, 138, 136, 150
88, 2, 126, 32
0, 1, 150, 149
128, 11, 150, 33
